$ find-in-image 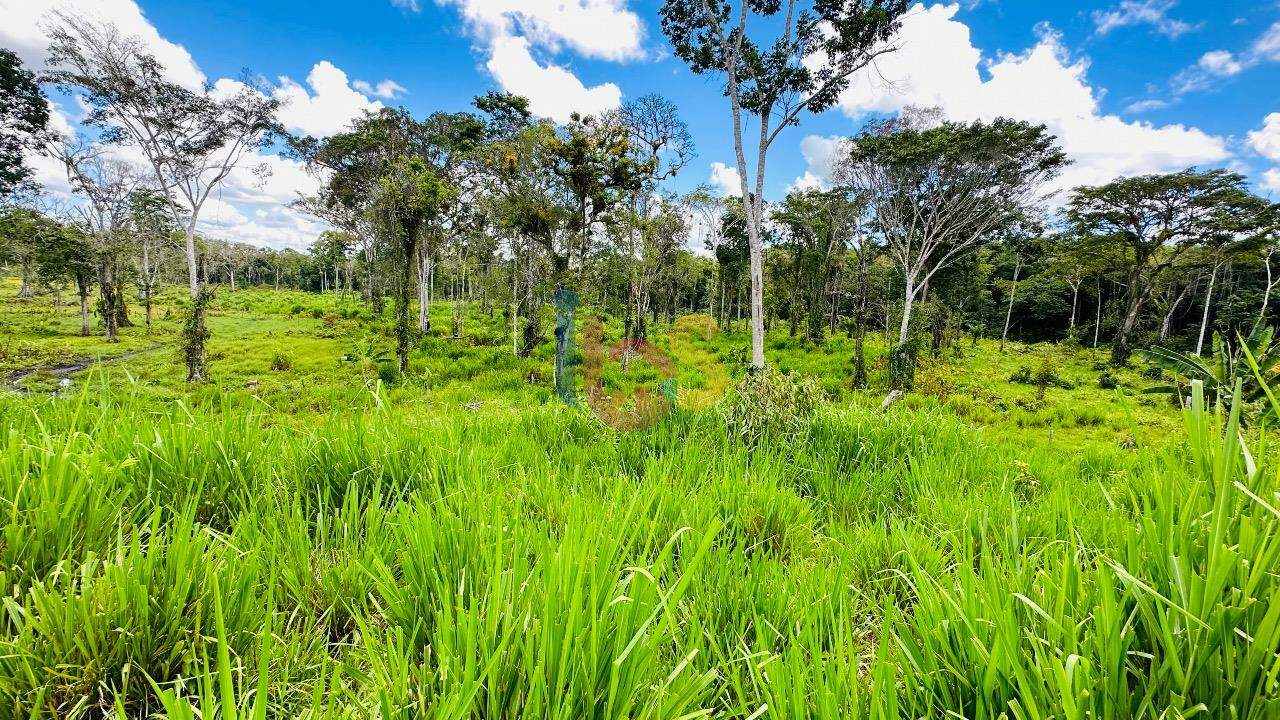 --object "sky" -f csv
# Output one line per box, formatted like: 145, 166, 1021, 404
2, 0, 1278, 251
